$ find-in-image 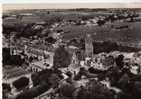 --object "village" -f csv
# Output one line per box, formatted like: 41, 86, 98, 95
2, 8, 141, 99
